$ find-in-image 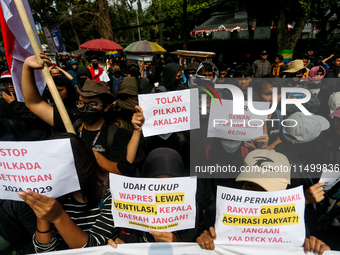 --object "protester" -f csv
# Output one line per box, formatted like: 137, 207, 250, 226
108, 148, 197, 244
196, 150, 331, 255
0, 70, 51, 140
252, 50, 271, 78
254, 76, 283, 149
307, 47, 319, 66
302, 66, 325, 96
308, 107, 340, 250
127, 61, 151, 94
325, 54, 340, 79
110, 65, 124, 95
21, 52, 144, 177
49, 66, 74, 81
196, 61, 219, 83
18, 133, 118, 252
114, 77, 139, 131
67, 59, 78, 86
143, 88, 190, 172
161, 62, 183, 91
216, 63, 228, 84
275, 112, 329, 189
77, 65, 92, 89
281, 60, 321, 115
89, 55, 110, 82
271, 55, 284, 76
